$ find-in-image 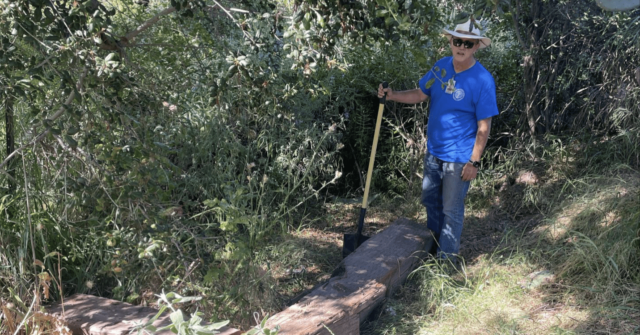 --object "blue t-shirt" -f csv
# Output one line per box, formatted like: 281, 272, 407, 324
418, 56, 499, 163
